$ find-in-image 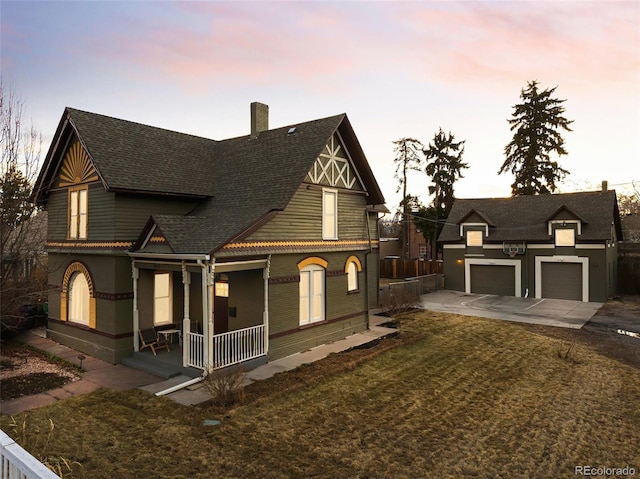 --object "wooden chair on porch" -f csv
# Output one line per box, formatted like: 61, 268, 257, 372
138, 328, 170, 355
